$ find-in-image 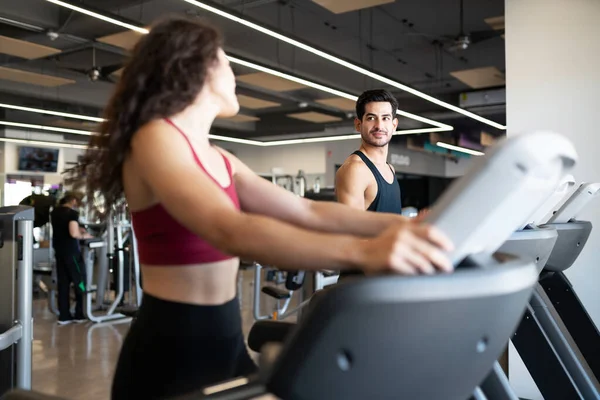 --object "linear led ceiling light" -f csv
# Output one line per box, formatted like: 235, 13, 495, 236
0, 137, 88, 149
262, 127, 449, 146
43, 0, 453, 135
436, 142, 484, 156
227, 56, 451, 131
0, 120, 93, 136
0, 103, 105, 123
181, 0, 506, 130
44, 0, 149, 34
